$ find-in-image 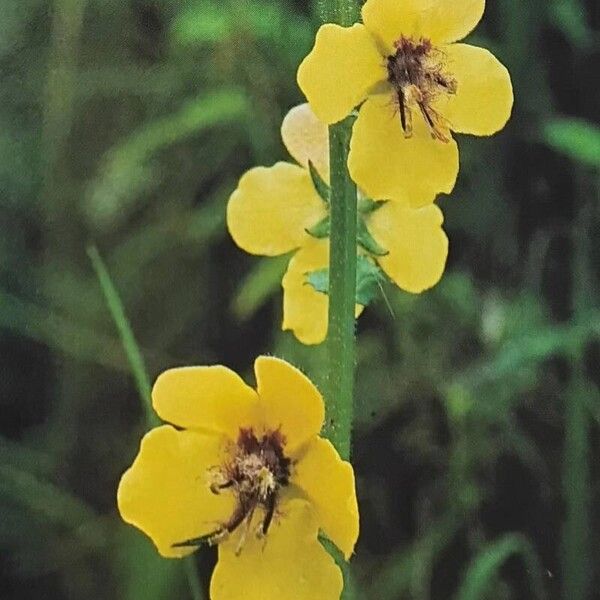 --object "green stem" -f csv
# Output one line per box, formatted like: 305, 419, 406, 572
316, 0, 360, 26
324, 118, 358, 461
309, 2, 360, 598
317, 0, 360, 462
314, 1, 360, 597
